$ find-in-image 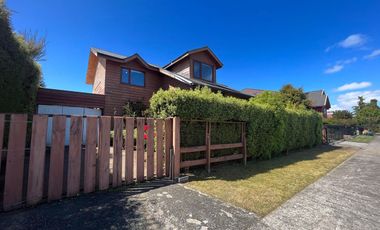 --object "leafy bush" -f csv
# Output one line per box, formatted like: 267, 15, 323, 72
123, 100, 148, 117
150, 87, 322, 159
